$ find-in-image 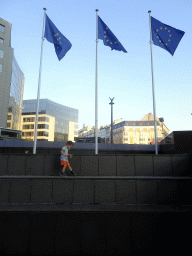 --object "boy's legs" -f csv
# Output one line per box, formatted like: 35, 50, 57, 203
68, 163, 72, 172
62, 165, 67, 173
